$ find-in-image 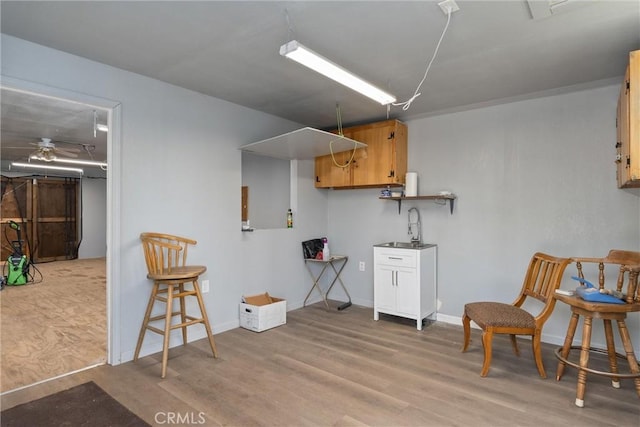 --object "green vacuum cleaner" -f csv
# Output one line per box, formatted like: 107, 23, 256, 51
6, 220, 29, 286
